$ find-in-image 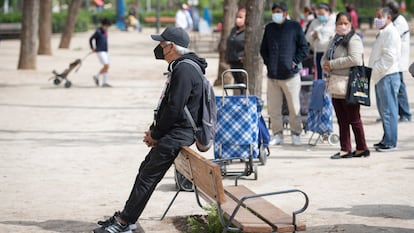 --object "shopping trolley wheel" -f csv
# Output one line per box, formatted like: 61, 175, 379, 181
328, 133, 339, 146
253, 164, 258, 180
53, 78, 61, 85
258, 145, 268, 166
64, 81, 72, 88
174, 169, 193, 192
